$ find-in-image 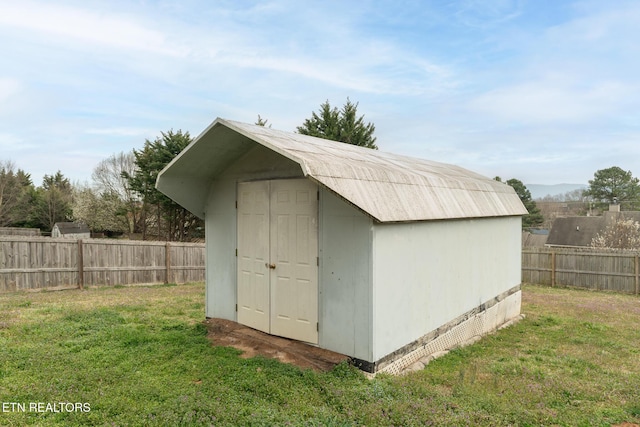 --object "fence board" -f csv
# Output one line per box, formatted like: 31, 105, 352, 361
0, 237, 205, 293
522, 247, 640, 295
